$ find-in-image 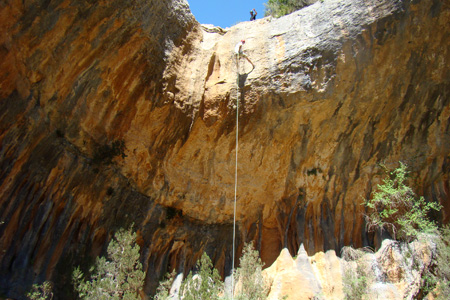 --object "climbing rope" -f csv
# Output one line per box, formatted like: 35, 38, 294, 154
231, 52, 240, 300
